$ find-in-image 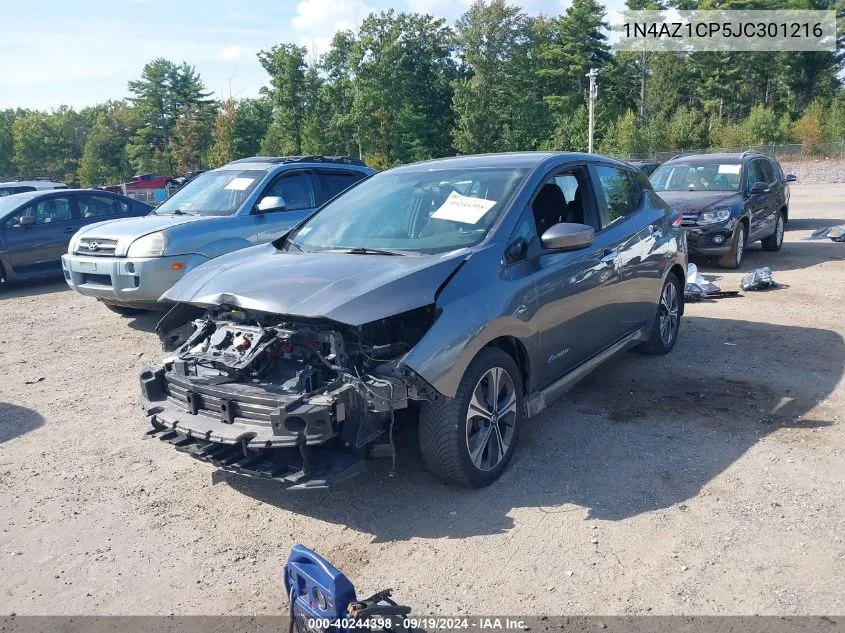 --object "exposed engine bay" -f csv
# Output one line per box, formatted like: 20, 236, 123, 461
140, 304, 438, 489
